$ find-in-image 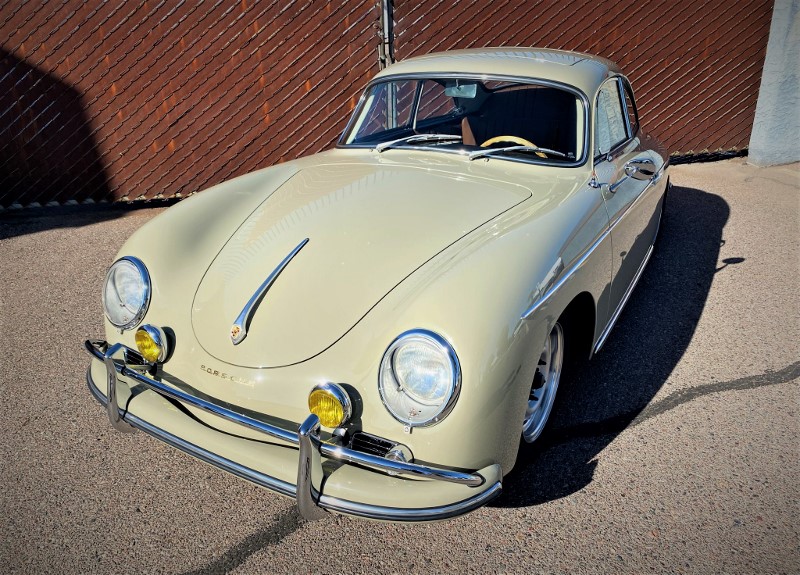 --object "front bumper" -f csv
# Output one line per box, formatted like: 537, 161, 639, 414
84, 339, 501, 521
